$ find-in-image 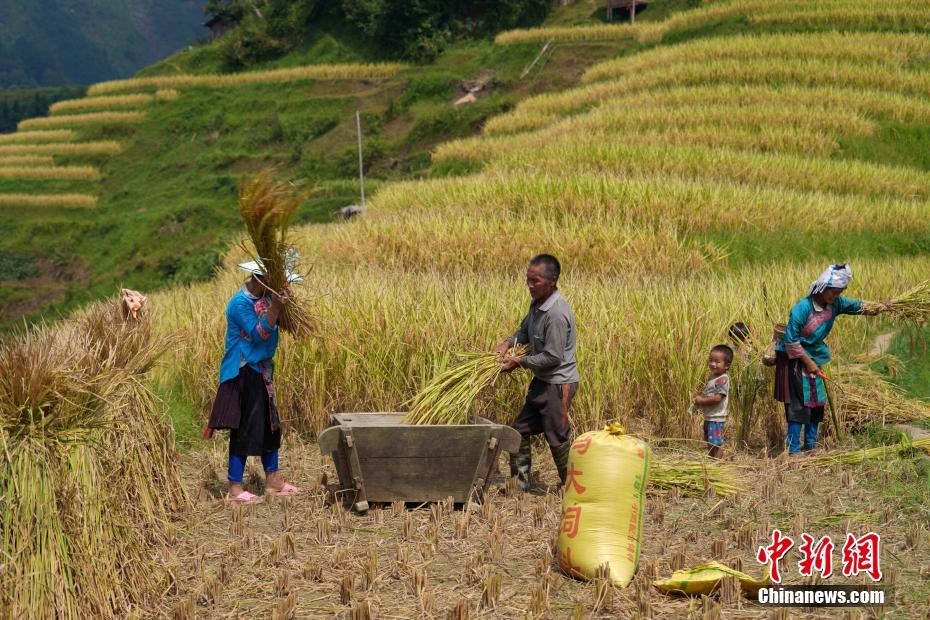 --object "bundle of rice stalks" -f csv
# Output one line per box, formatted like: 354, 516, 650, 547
833, 366, 930, 428
238, 170, 313, 337
862, 280, 930, 322
649, 456, 745, 497
404, 345, 529, 425
0, 294, 188, 618
798, 438, 930, 467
